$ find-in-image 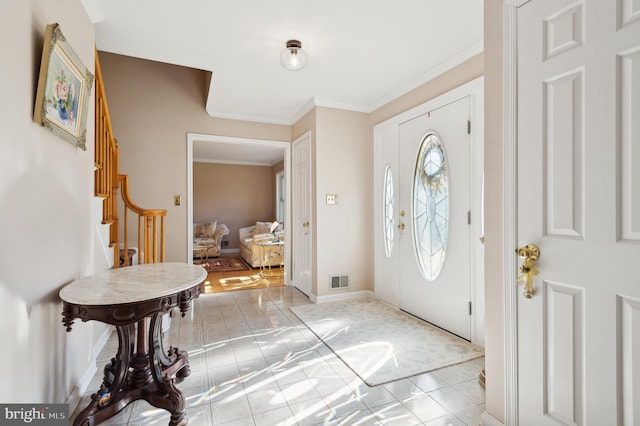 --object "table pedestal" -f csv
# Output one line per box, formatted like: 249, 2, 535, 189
60, 264, 205, 426
74, 313, 190, 426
